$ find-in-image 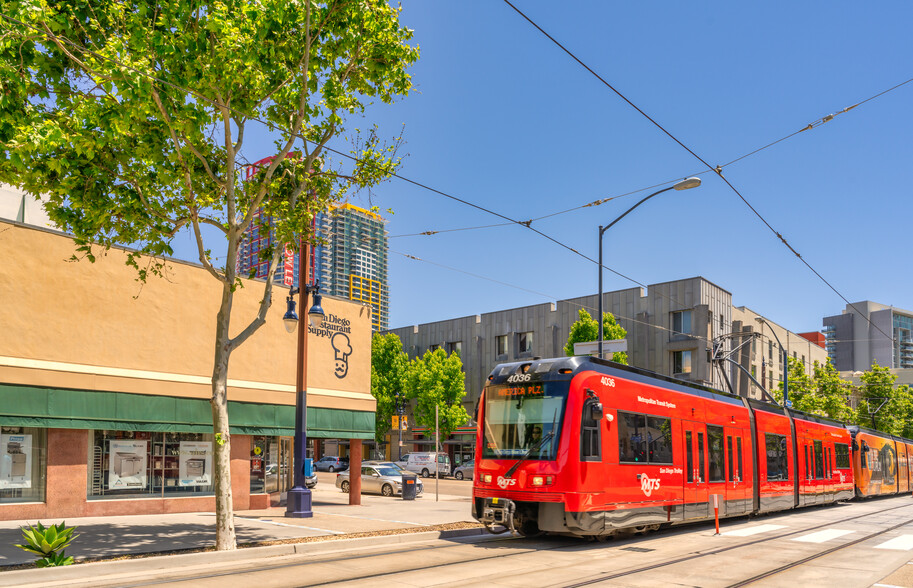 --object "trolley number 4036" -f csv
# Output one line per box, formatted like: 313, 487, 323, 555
600, 376, 616, 388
